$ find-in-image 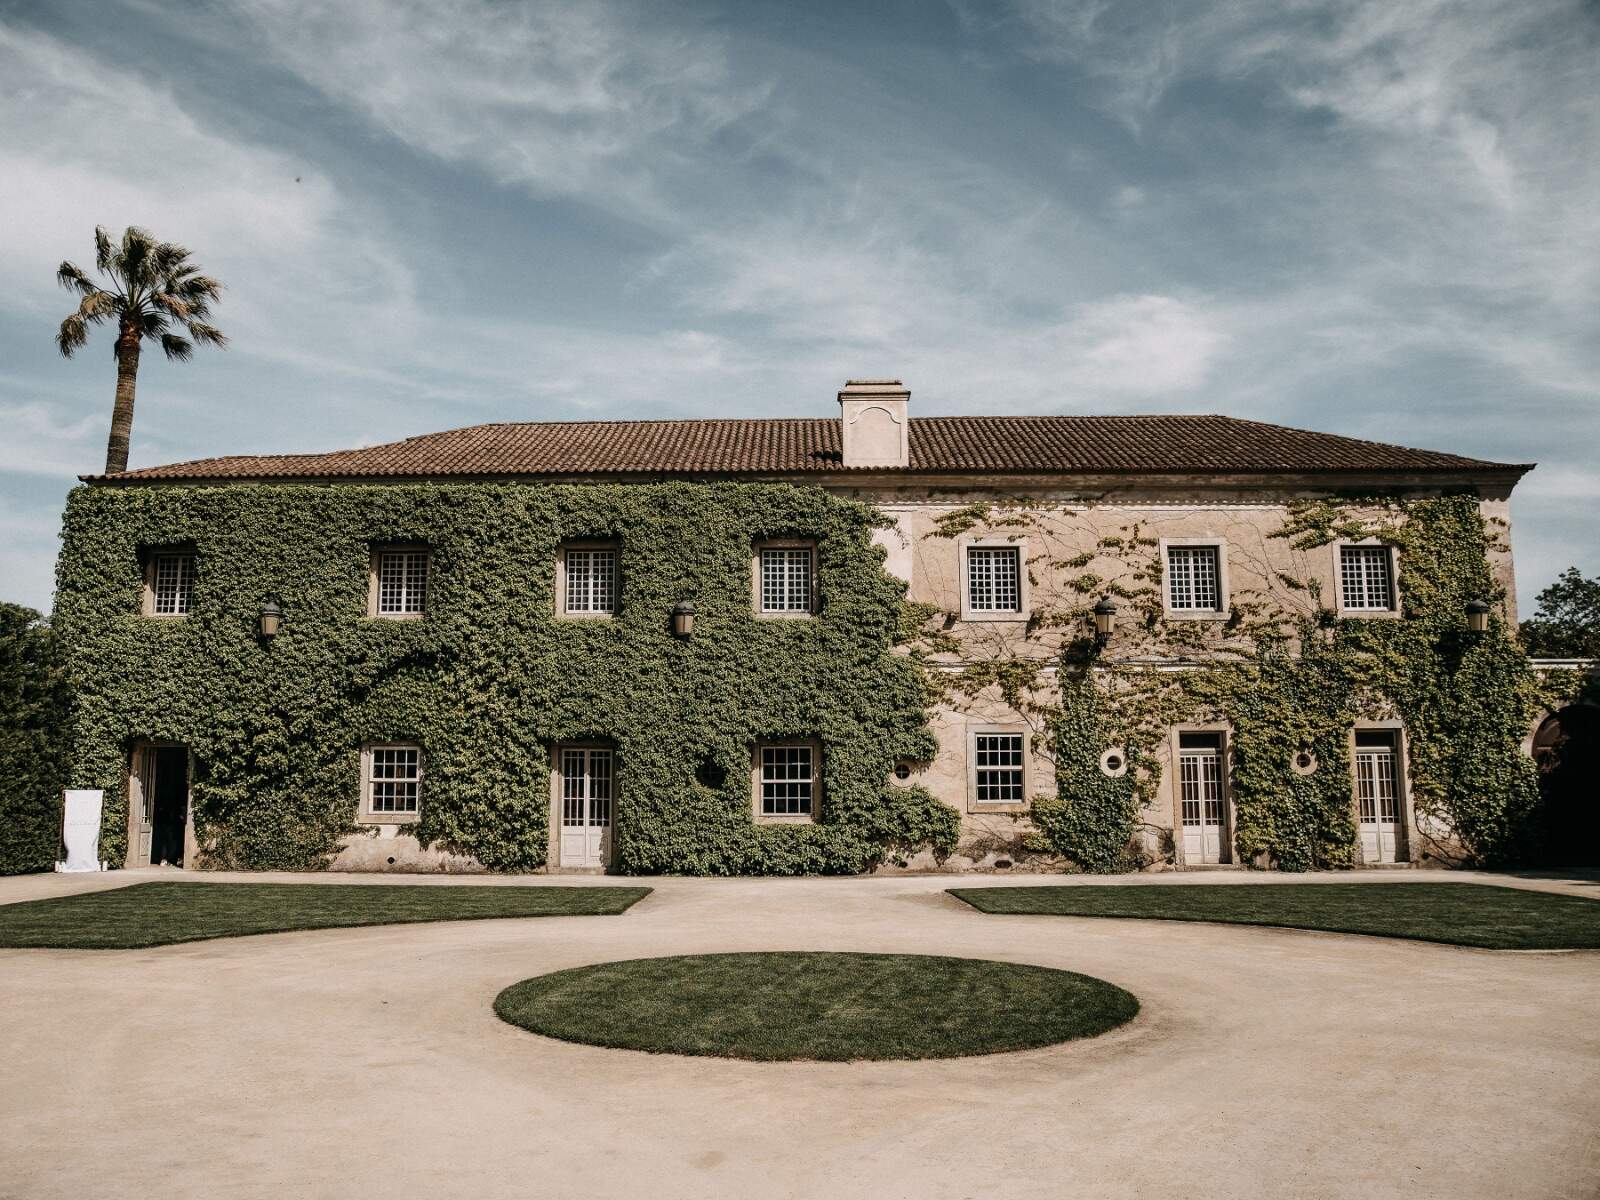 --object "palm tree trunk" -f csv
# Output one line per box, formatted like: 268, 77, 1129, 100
105, 322, 141, 474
